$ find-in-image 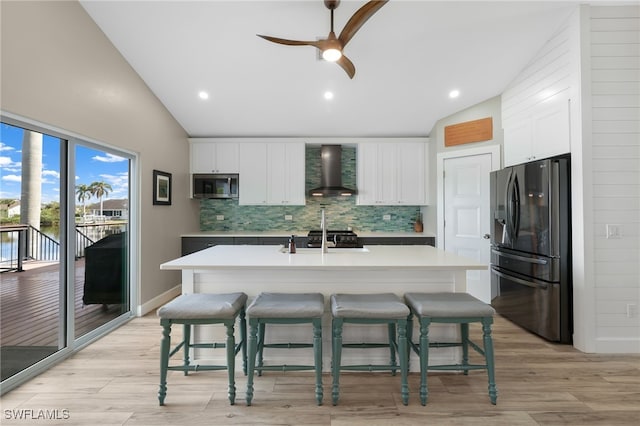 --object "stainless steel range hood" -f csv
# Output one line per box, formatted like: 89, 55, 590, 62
309, 145, 357, 197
